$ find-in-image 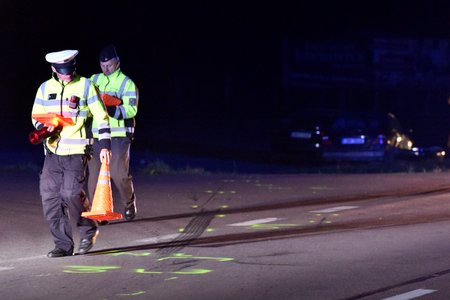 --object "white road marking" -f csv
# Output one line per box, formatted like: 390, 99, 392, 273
310, 206, 358, 213
228, 218, 279, 227
0, 255, 46, 266
0, 267, 14, 271
382, 289, 436, 300
136, 233, 180, 243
